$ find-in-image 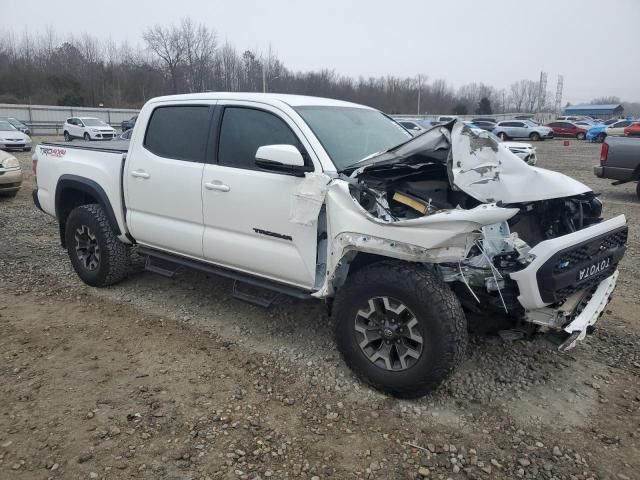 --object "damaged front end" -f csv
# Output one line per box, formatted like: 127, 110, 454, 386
321, 122, 627, 350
